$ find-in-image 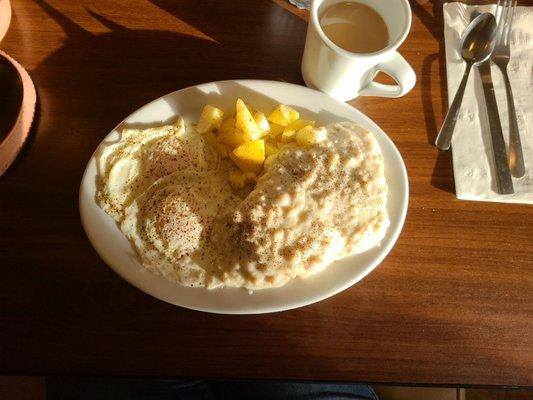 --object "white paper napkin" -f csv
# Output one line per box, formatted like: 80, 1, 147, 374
443, 2, 533, 204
